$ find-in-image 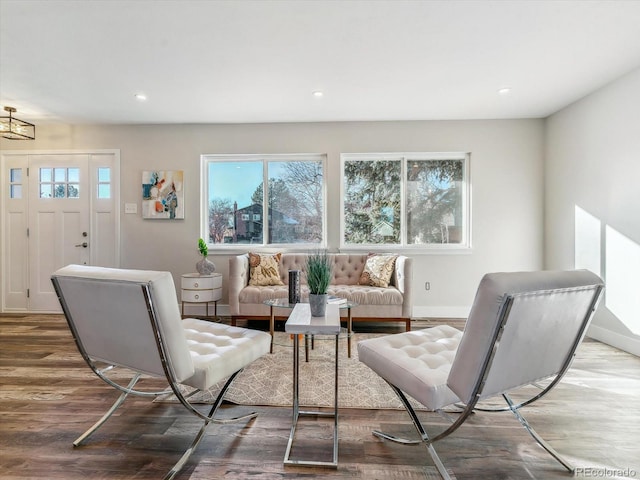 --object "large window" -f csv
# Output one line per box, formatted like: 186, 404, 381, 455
341, 153, 470, 249
202, 154, 326, 247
